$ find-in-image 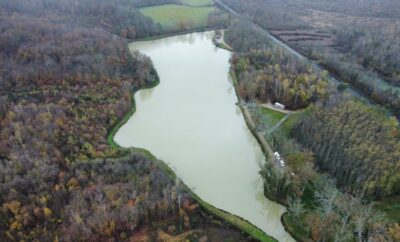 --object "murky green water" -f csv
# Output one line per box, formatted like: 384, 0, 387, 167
114, 31, 294, 242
